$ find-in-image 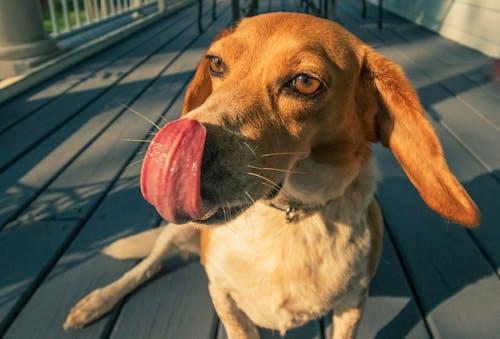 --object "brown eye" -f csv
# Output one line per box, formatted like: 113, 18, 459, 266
291, 74, 322, 96
207, 56, 225, 77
